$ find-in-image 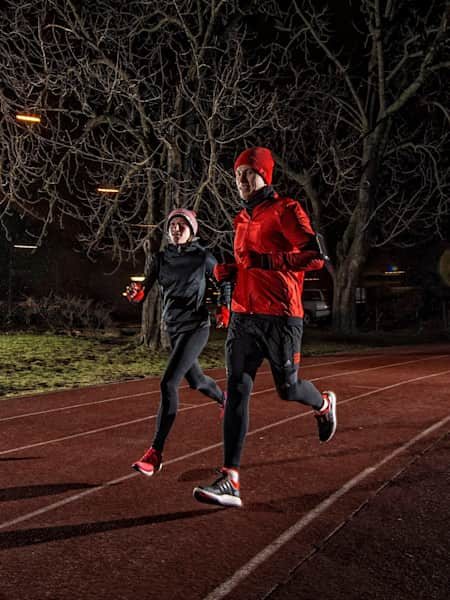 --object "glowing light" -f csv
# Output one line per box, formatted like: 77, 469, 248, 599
14, 244, 38, 249
383, 264, 405, 275
97, 187, 120, 194
16, 114, 41, 123
130, 275, 145, 282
